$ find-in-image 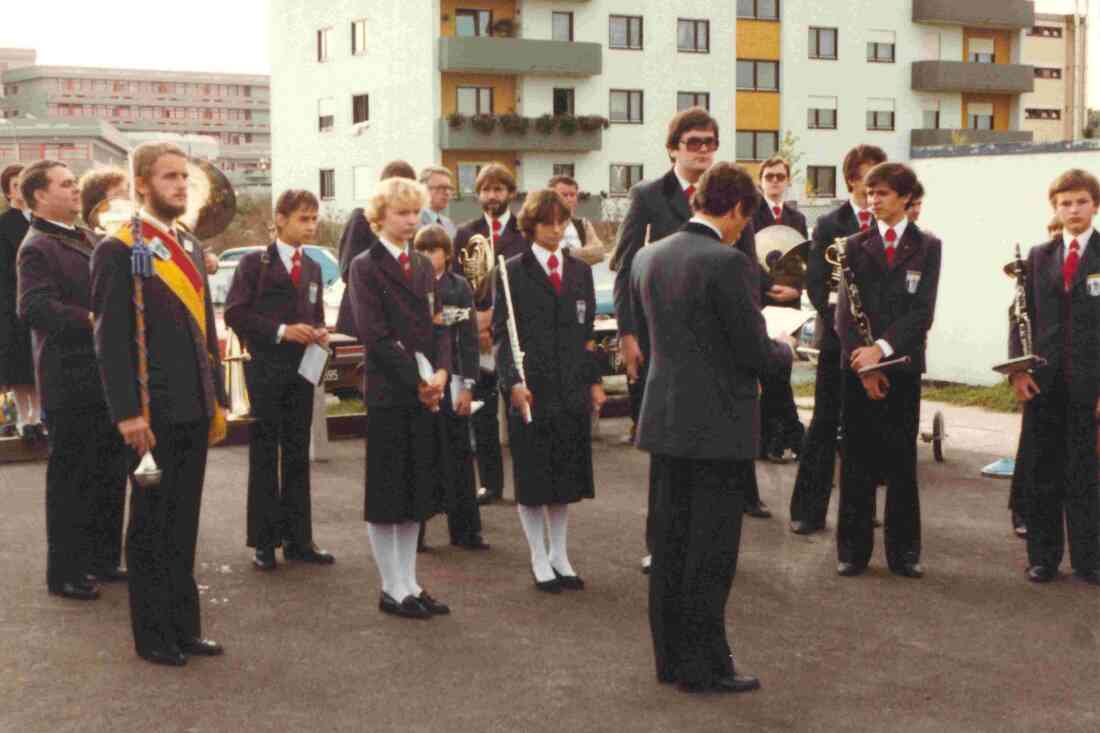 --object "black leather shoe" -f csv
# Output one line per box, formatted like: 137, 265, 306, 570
139, 647, 186, 667
49, 581, 99, 600
640, 555, 651, 575
451, 535, 491, 550
87, 566, 128, 583
553, 568, 585, 590
417, 591, 451, 615
476, 488, 501, 506
893, 563, 924, 579
713, 673, 762, 693
379, 592, 431, 619
1012, 512, 1027, 539
284, 544, 335, 564
789, 520, 824, 535
744, 501, 772, 519
837, 562, 866, 577
532, 572, 562, 593
180, 637, 224, 656
253, 546, 276, 571
1073, 569, 1100, 585
1027, 565, 1056, 583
